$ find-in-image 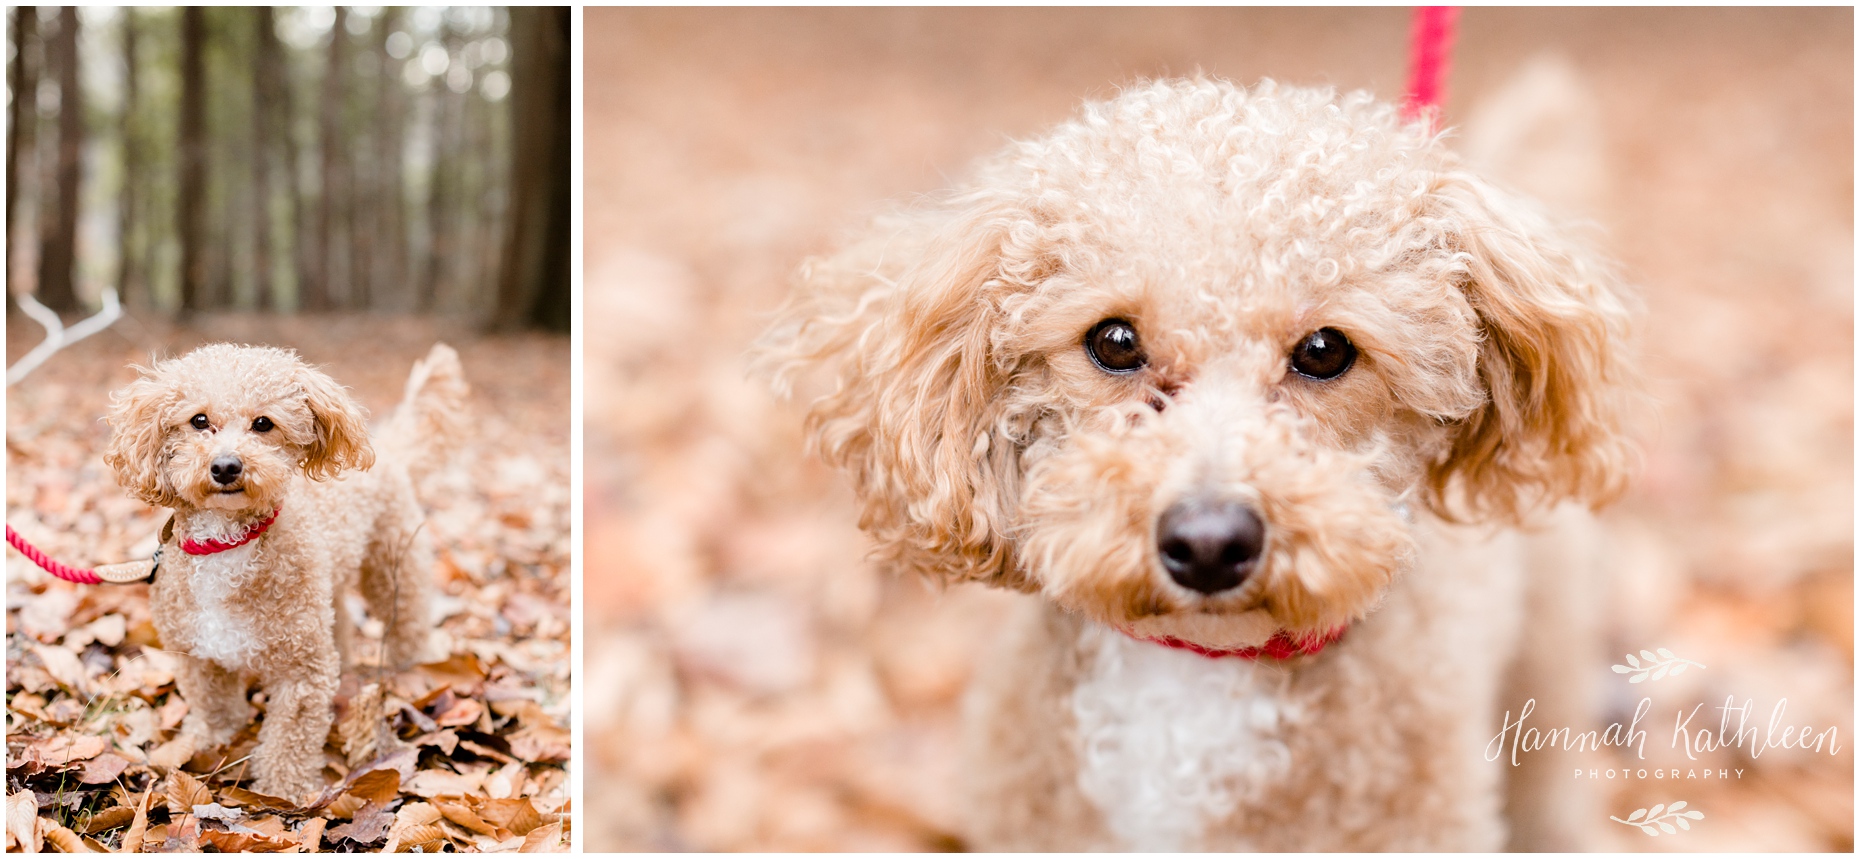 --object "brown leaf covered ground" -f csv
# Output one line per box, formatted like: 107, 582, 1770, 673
5, 314, 571, 852
583, 8, 1852, 853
